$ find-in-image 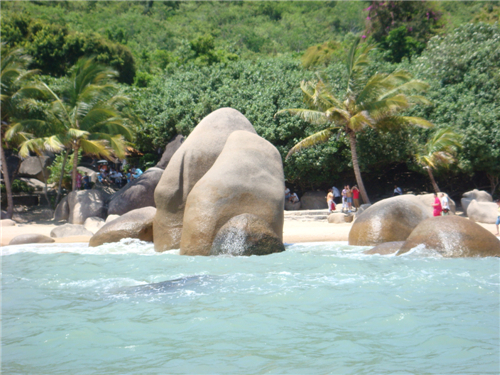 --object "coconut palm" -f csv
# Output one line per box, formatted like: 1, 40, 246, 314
415, 127, 463, 193
40, 57, 135, 194
276, 38, 433, 203
1, 45, 49, 217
